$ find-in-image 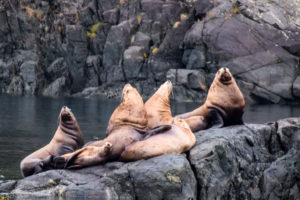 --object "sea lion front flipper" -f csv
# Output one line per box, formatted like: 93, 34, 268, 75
143, 125, 172, 140
184, 116, 207, 132
207, 108, 224, 129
